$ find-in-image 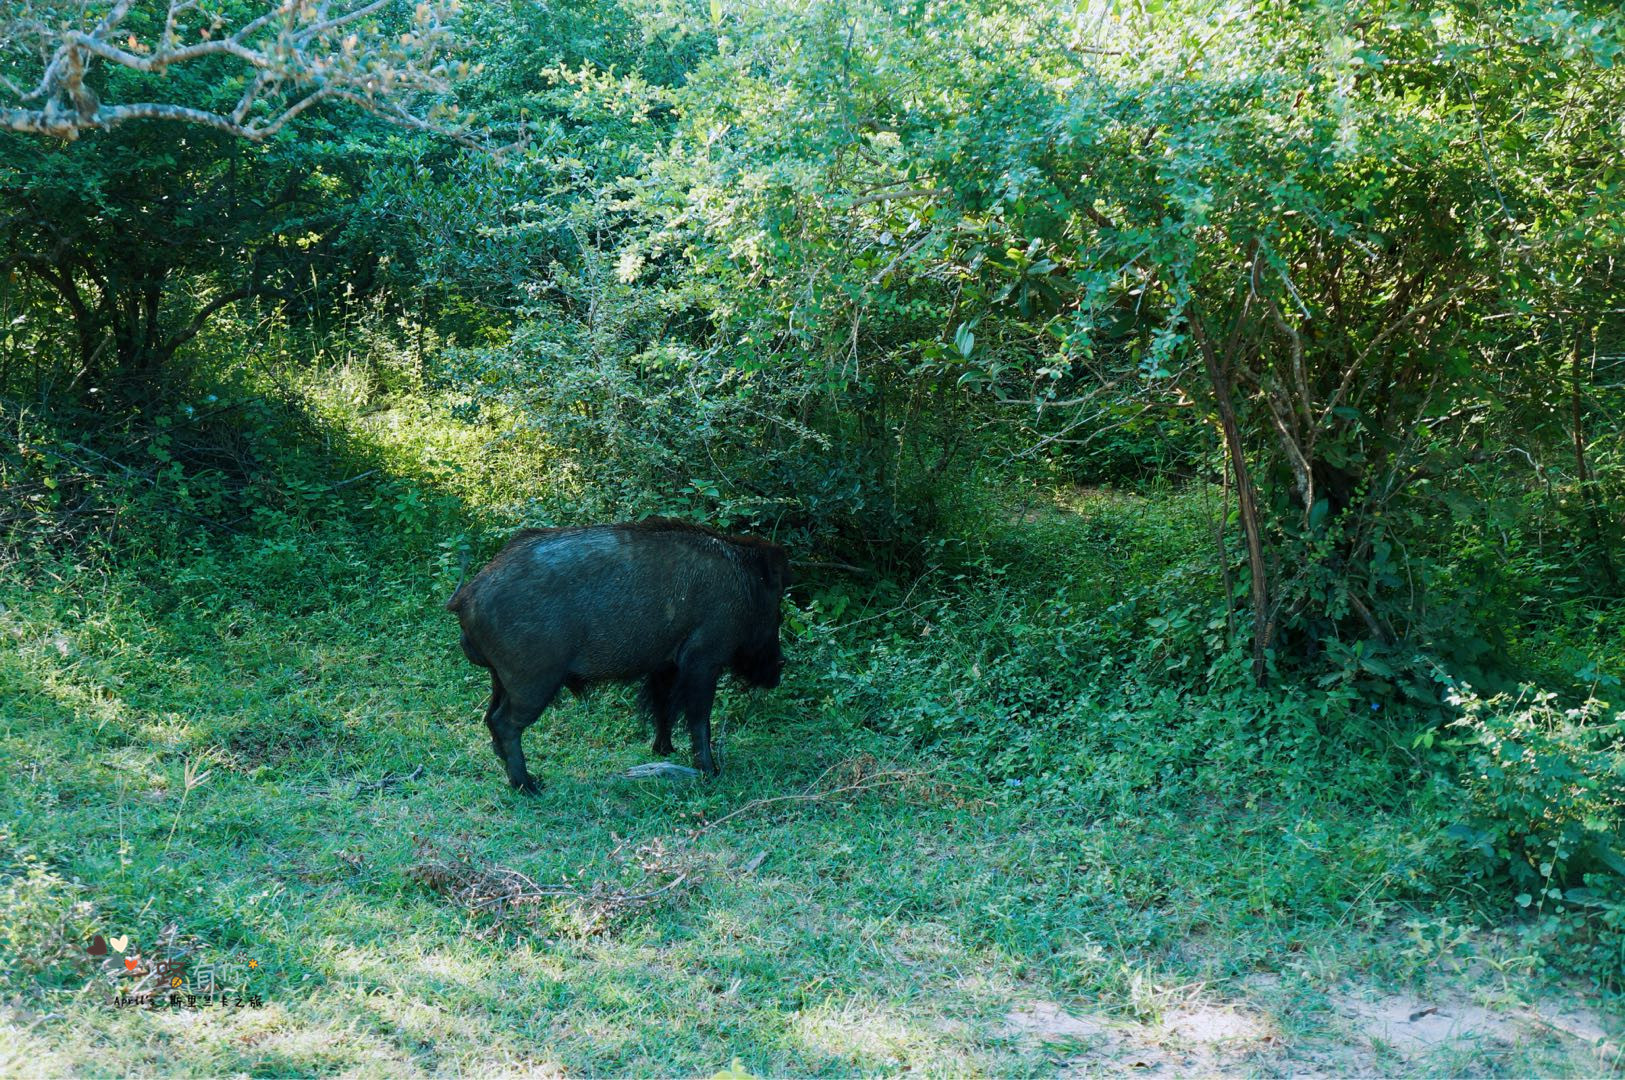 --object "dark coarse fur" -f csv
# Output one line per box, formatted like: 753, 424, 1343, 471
447, 519, 791, 793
